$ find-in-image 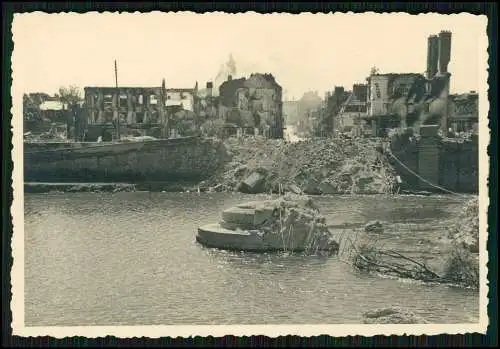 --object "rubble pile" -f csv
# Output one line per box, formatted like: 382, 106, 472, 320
24, 123, 69, 142
201, 137, 398, 195
447, 197, 479, 253
443, 197, 480, 287
197, 194, 339, 255
257, 194, 339, 255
